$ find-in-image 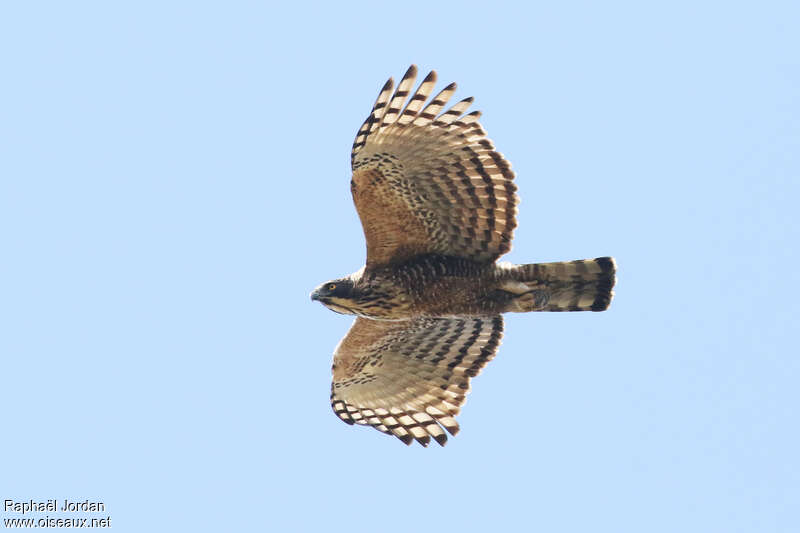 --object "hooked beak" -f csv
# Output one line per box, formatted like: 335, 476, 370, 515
310, 289, 321, 302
